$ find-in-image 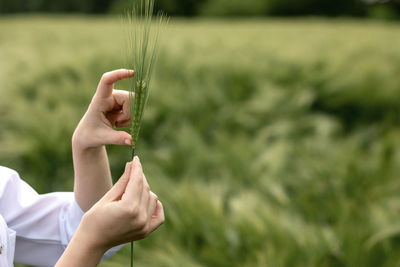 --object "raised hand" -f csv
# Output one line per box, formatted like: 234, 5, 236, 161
72, 69, 134, 149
